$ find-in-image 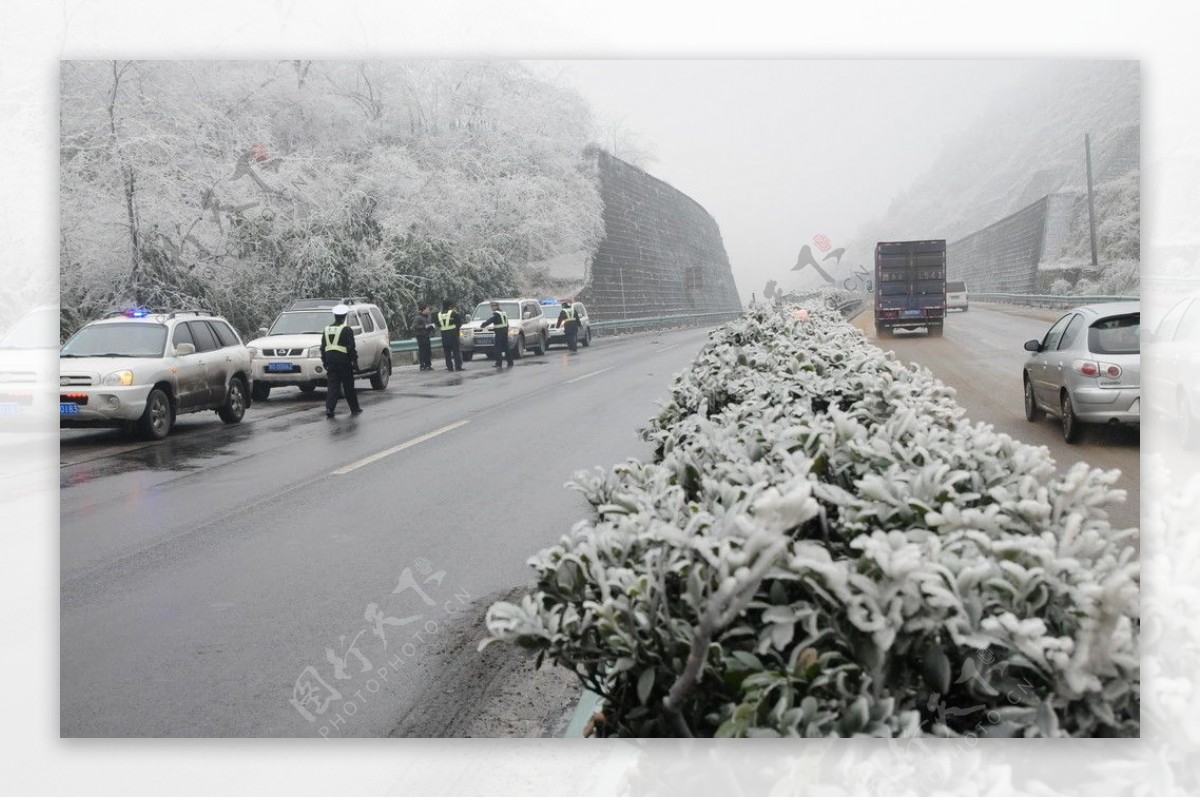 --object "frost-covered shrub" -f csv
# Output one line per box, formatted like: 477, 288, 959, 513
484, 304, 1139, 738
